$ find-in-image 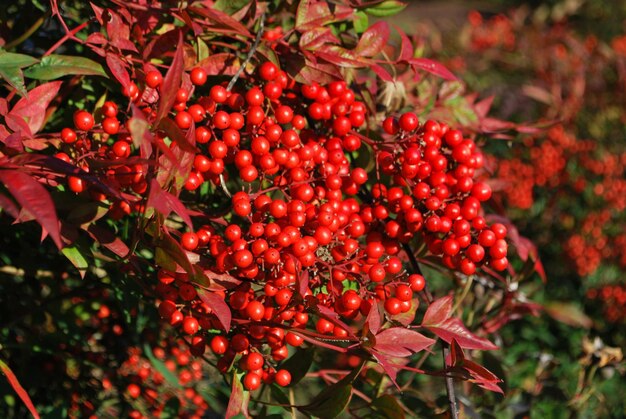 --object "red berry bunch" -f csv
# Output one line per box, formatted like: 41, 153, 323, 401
147, 61, 509, 387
